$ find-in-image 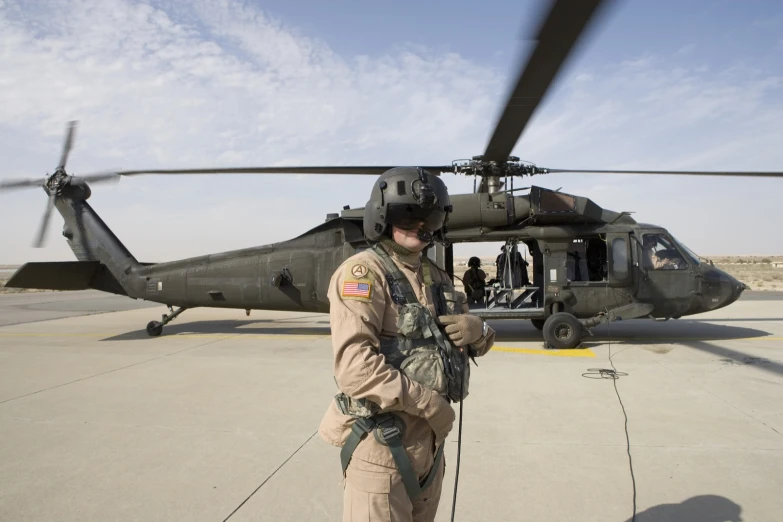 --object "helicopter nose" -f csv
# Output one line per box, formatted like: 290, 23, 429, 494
719, 273, 746, 308
700, 267, 746, 311
730, 277, 748, 301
